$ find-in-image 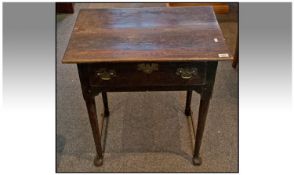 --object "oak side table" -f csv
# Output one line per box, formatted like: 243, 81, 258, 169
62, 6, 232, 166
